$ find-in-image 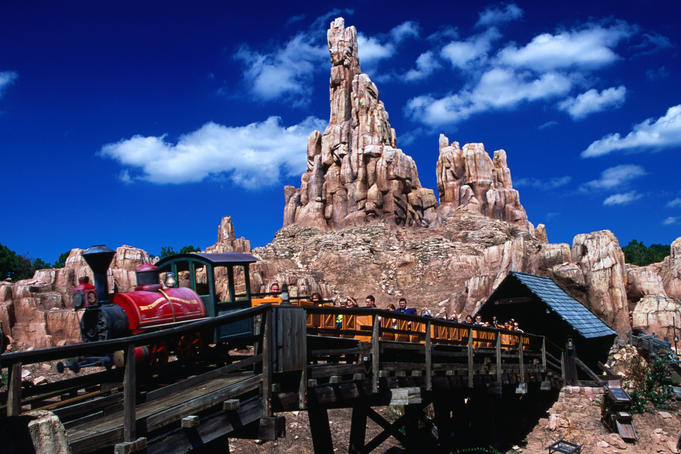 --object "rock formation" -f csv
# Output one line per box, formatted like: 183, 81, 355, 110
436, 136, 530, 229
0, 245, 150, 349
283, 17, 437, 229
205, 216, 251, 253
